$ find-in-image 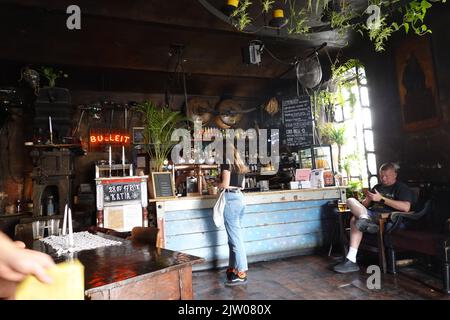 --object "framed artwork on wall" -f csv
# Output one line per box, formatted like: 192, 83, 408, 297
395, 36, 441, 132
132, 127, 145, 145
